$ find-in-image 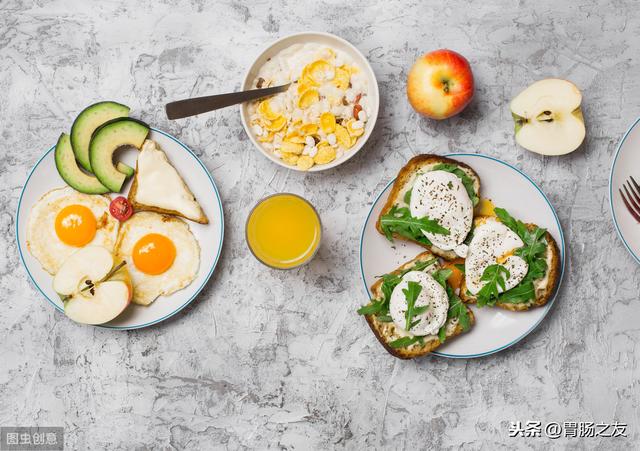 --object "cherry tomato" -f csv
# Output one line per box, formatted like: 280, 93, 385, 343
109, 196, 133, 222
